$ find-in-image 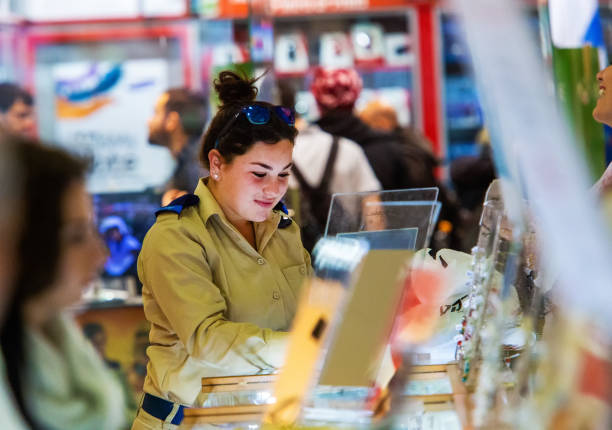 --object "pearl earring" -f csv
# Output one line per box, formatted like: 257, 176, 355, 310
213, 174, 219, 180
